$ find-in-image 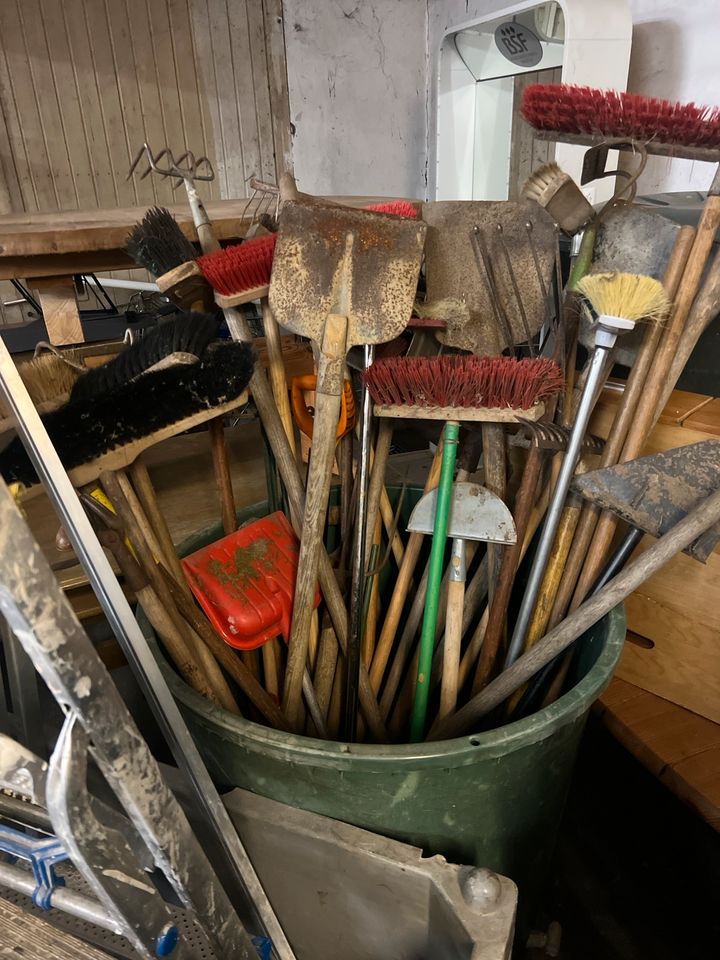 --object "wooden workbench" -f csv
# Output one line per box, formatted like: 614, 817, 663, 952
0, 194, 403, 343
